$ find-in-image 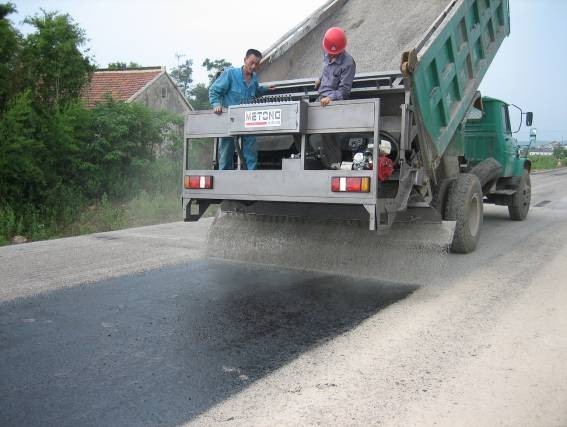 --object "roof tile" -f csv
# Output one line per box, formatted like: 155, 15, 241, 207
83, 68, 163, 108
